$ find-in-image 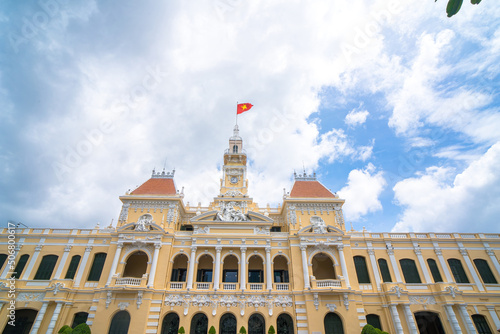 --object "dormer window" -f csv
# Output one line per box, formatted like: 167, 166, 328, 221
233, 145, 238, 153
